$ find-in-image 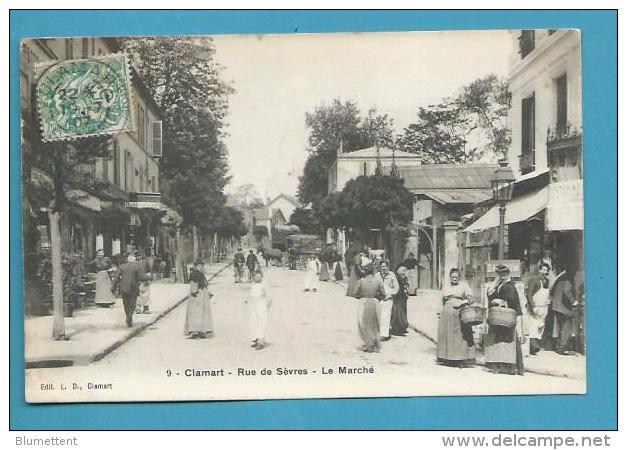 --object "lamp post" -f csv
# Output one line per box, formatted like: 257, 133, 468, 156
491, 159, 516, 260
